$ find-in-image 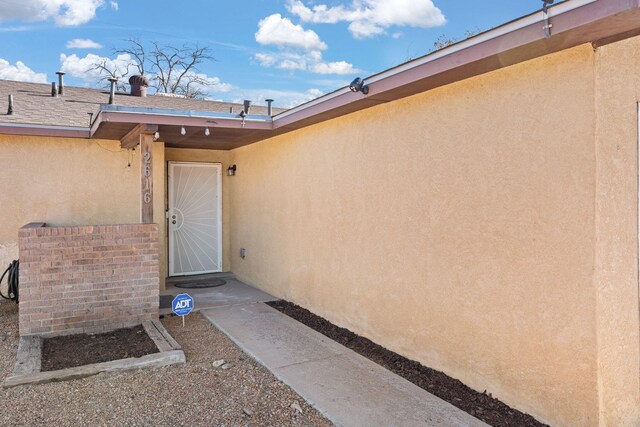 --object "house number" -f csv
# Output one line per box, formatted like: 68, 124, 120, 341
143, 150, 152, 204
